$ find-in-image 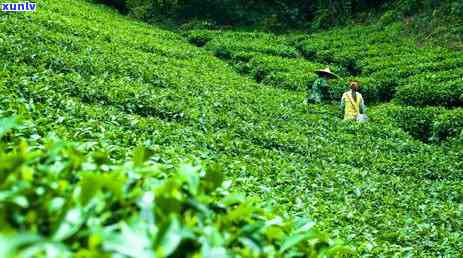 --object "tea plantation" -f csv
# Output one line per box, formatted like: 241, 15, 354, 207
1, 0, 462, 257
